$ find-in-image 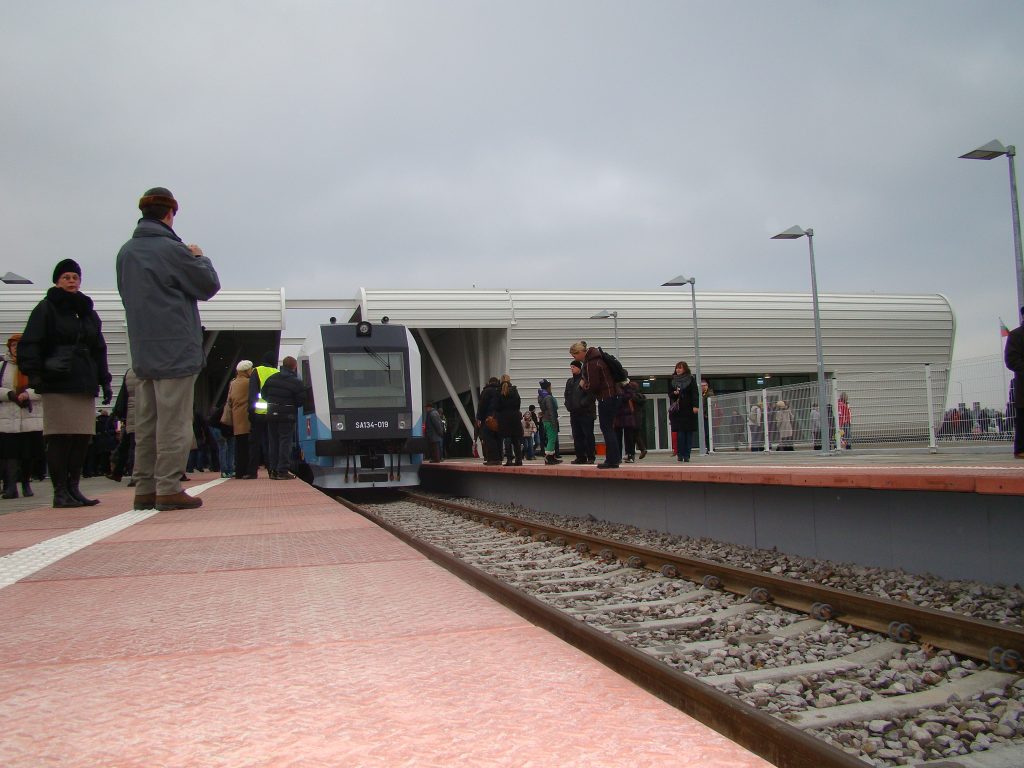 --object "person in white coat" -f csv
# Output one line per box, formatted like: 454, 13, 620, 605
0, 334, 43, 498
